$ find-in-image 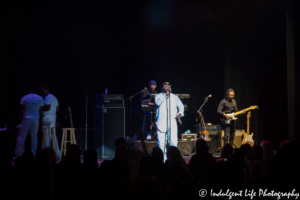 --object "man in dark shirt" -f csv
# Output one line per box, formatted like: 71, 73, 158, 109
141, 80, 158, 105
141, 80, 158, 138
217, 88, 245, 146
